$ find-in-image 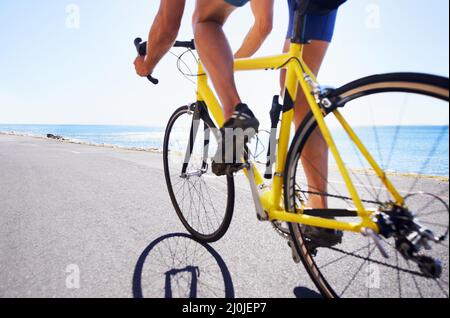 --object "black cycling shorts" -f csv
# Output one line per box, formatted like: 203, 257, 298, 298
224, 0, 338, 43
